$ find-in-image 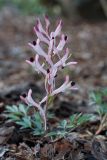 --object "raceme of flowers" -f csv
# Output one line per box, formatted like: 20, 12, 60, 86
20, 16, 77, 130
